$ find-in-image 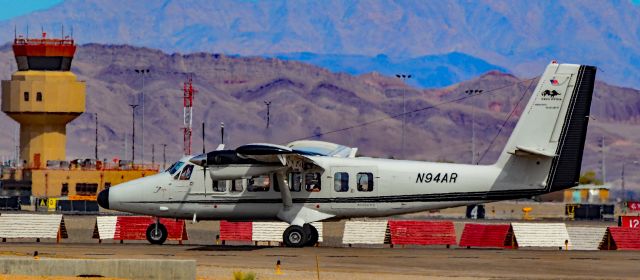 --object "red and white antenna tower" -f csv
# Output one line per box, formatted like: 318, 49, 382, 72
182, 75, 197, 155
